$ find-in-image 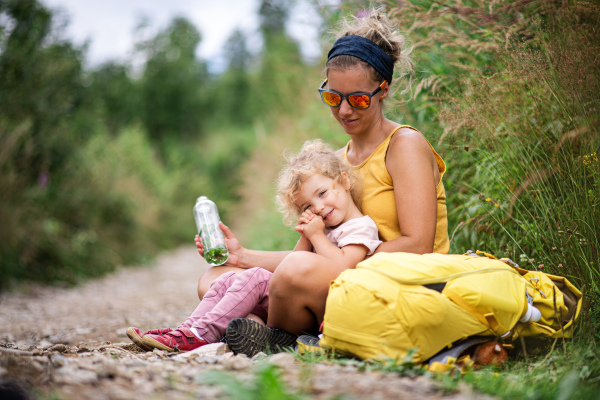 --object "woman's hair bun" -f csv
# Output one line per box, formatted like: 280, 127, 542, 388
328, 7, 414, 85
